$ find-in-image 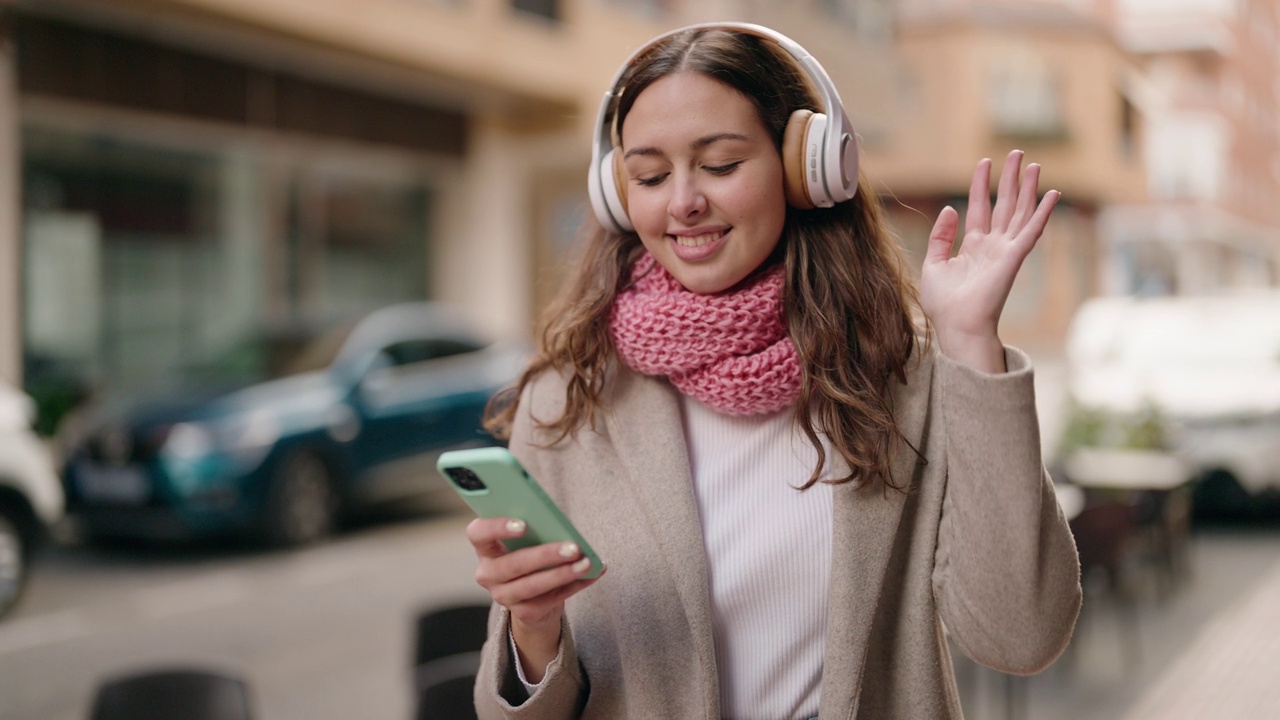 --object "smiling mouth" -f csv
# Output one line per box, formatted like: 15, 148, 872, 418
671, 231, 727, 248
